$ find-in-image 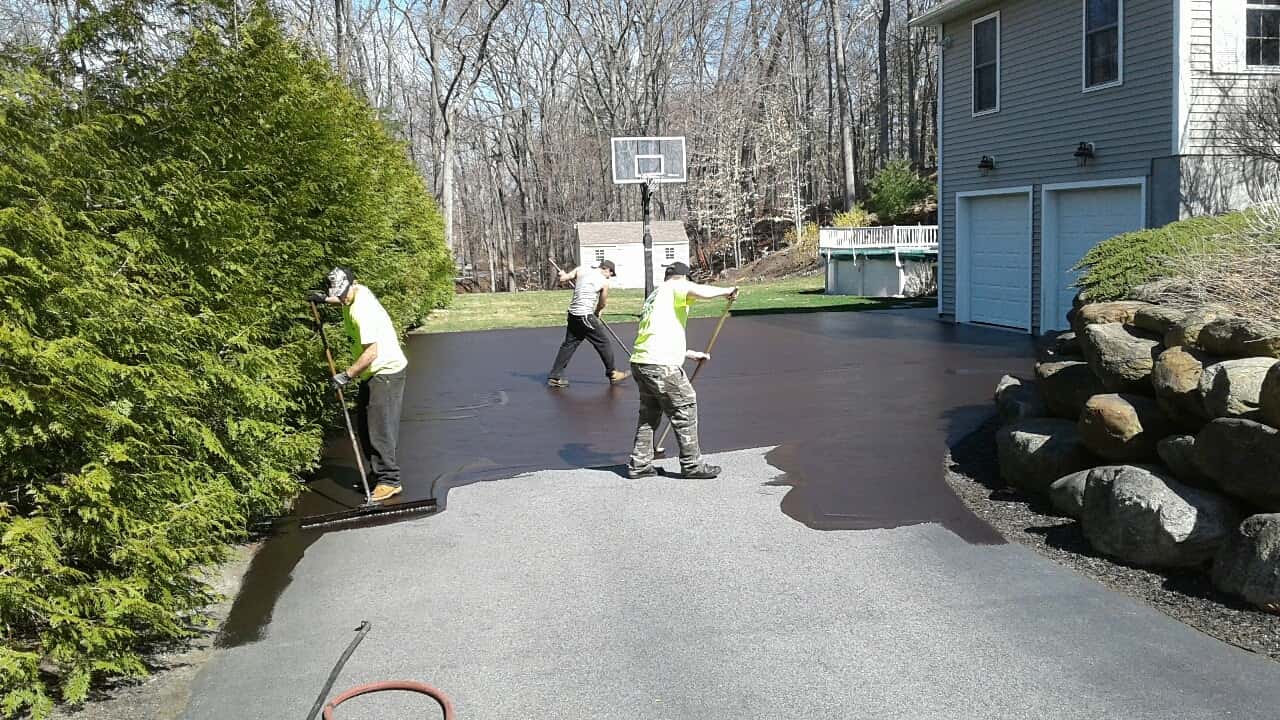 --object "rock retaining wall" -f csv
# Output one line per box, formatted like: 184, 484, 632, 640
996, 291, 1280, 612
